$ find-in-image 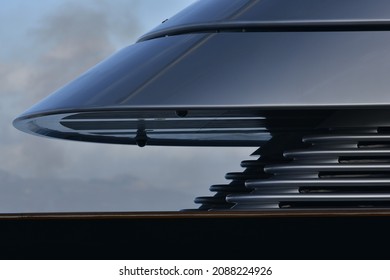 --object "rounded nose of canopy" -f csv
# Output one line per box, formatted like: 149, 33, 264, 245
13, 0, 390, 146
